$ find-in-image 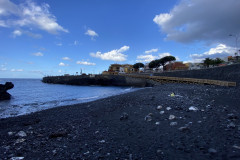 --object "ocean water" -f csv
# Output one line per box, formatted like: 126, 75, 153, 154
0, 79, 140, 119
